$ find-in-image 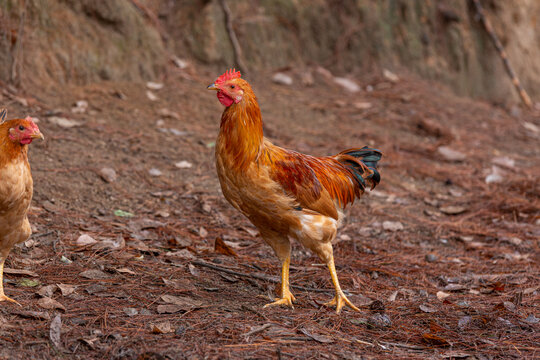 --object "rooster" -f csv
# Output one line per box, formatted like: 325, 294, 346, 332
208, 70, 381, 313
0, 109, 43, 305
